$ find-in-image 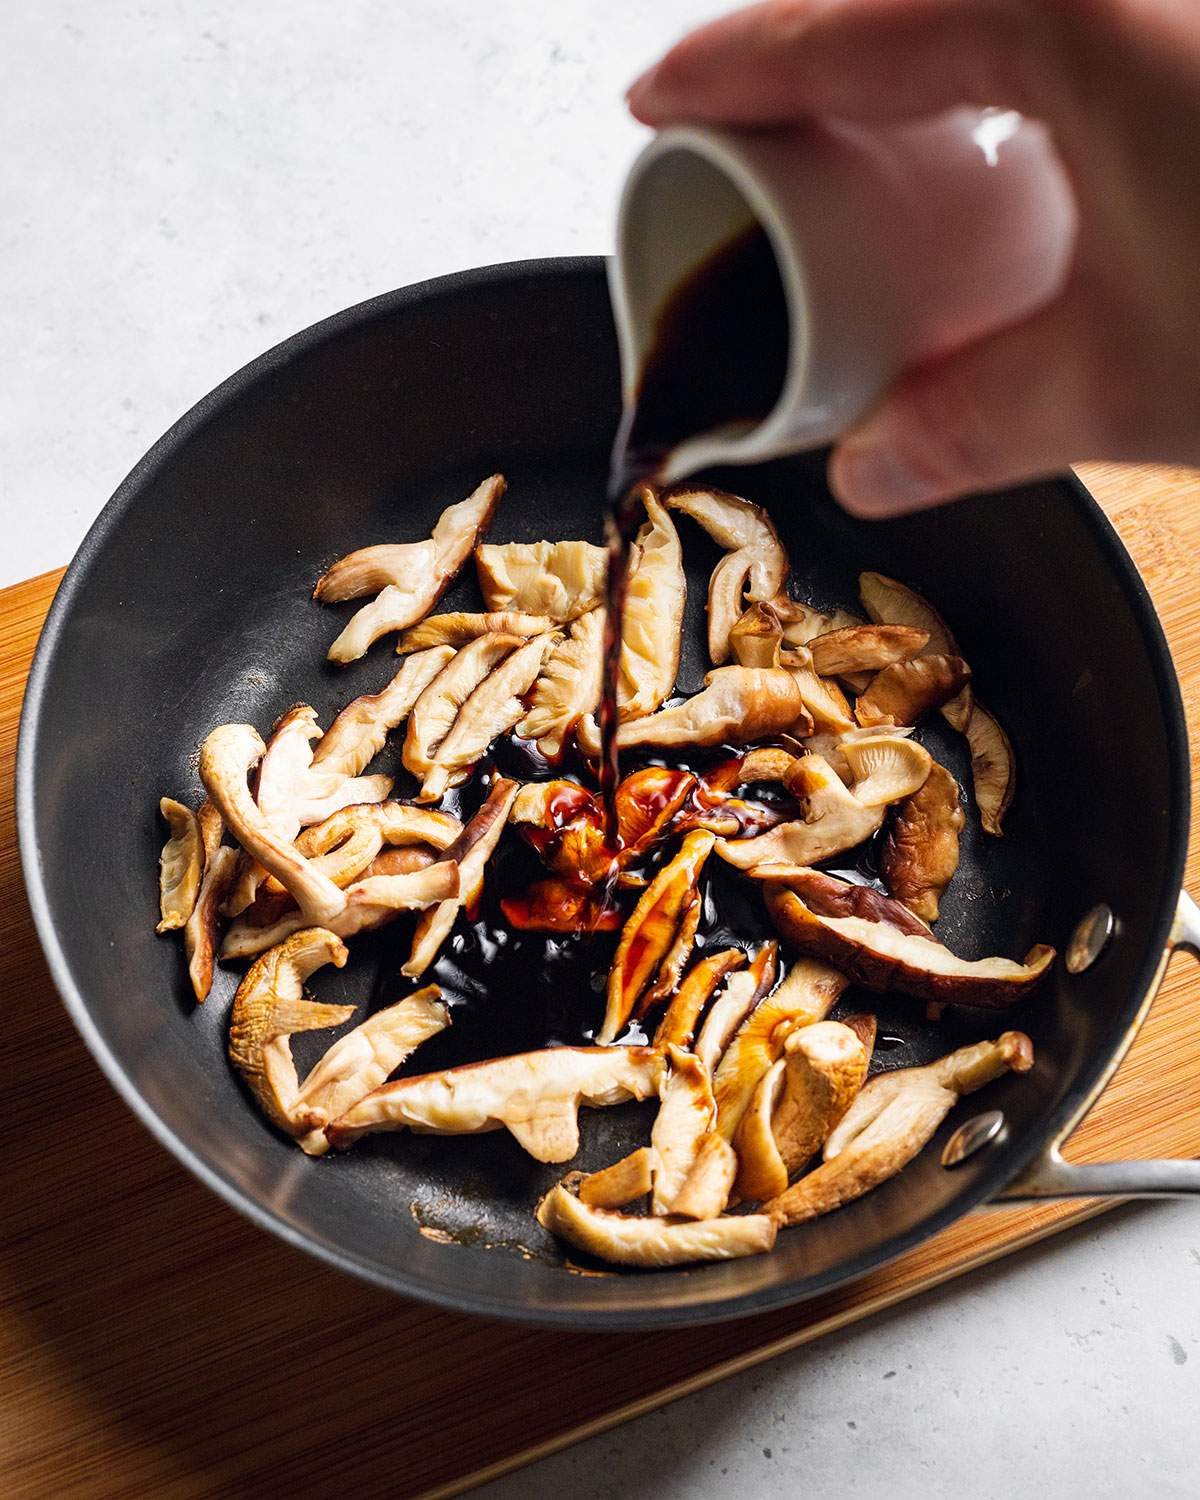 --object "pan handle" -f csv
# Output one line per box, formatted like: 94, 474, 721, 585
992, 890, 1200, 1203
